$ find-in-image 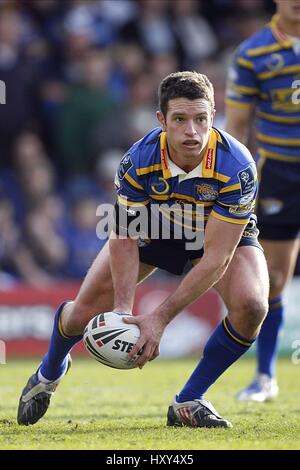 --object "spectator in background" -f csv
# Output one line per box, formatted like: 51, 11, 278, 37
0, 5, 37, 166
91, 70, 157, 160
23, 194, 68, 277
109, 43, 147, 102
149, 51, 179, 88
121, 0, 176, 55
56, 48, 116, 176
7, 132, 57, 222
62, 3, 97, 85
65, 195, 107, 279
0, 196, 55, 287
172, 0, 218, 68
95, 148, 123, 203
